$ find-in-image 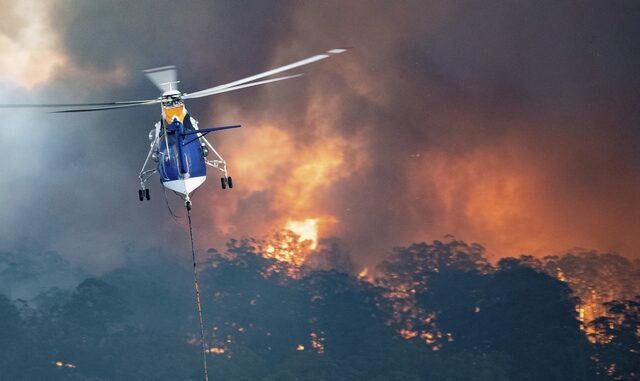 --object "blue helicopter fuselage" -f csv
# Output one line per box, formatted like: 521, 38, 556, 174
158, 119, 208, 195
